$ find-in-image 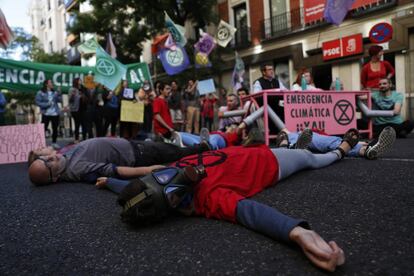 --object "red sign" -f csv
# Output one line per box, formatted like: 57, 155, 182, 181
351, 0, 380, 9
342, 34, 363, 57
369, 22, 393, 43
322, 34, 363, 61
303, 0, 325, 24
322, 39, 342, 60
